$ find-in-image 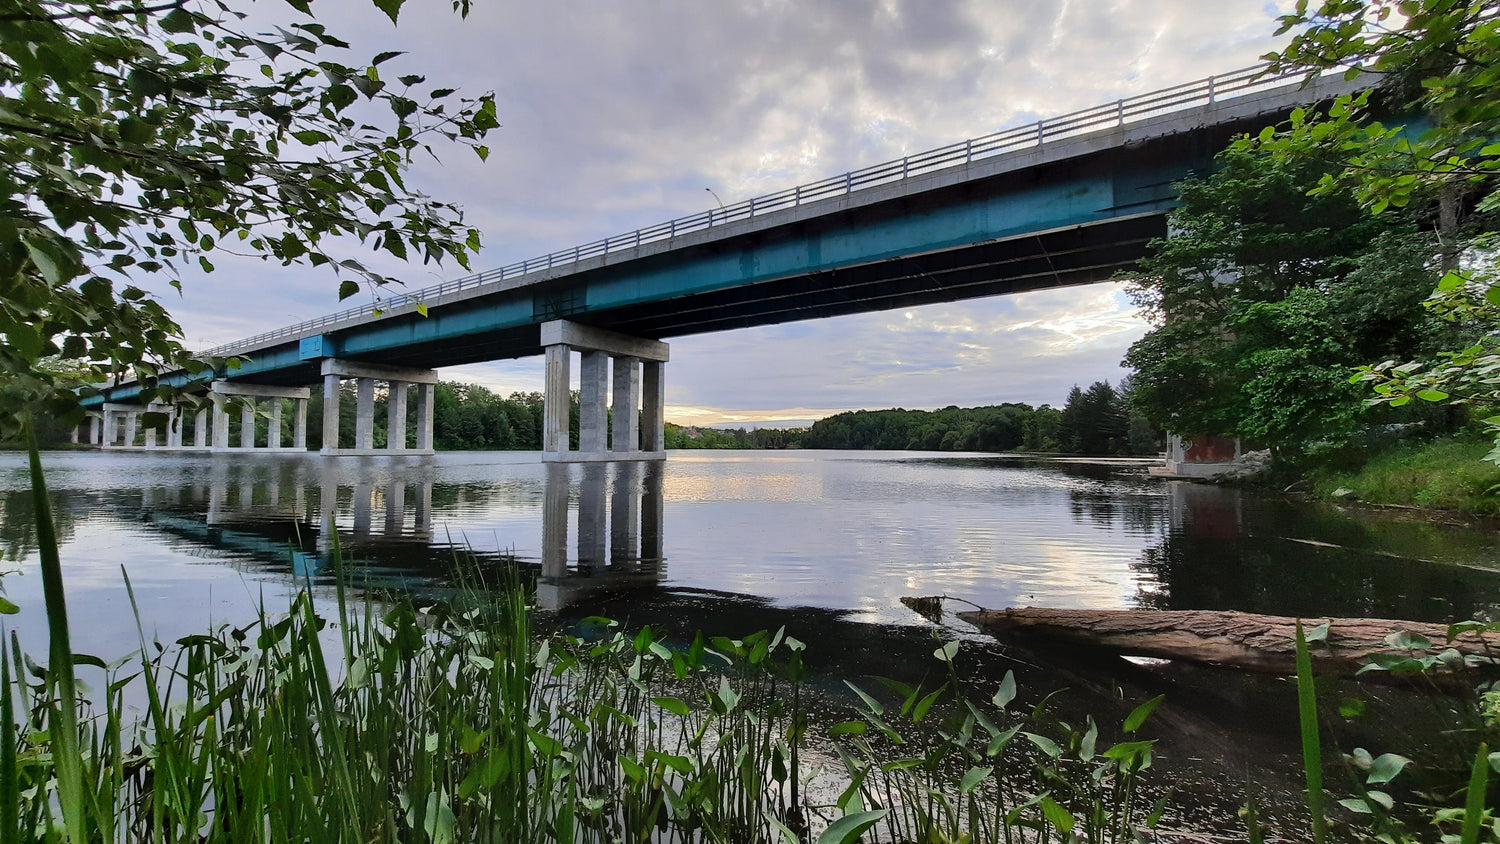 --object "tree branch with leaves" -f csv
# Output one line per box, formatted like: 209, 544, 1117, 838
0, 0, 498, 435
